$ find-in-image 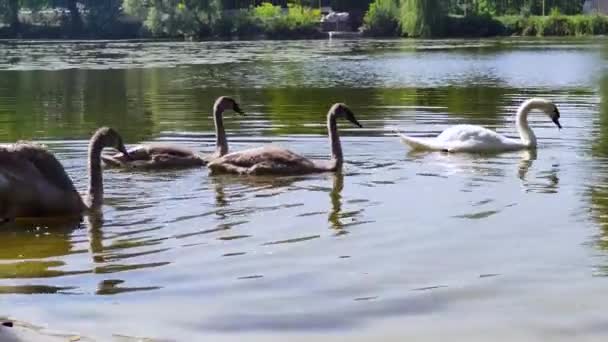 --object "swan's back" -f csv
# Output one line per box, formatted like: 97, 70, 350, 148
436, 125, 523, 152
400, 125, 524, 152
102, 143, 206, 169
436, 125, 505, 144
208, 145, 322, 175
0, 143, 76, 189
213, 146, 314, 168
0, 143, 82, 217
